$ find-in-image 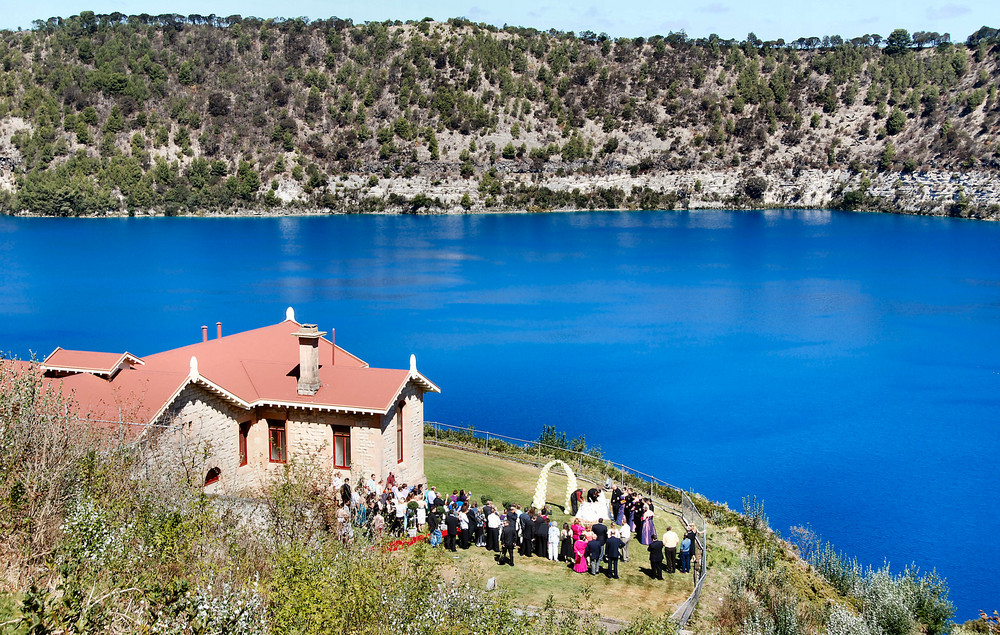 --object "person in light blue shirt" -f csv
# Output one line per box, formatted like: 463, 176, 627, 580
679, 536, 692, 573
